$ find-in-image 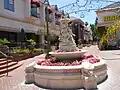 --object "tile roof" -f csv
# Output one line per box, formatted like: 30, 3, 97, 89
101, 1, 120, 10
